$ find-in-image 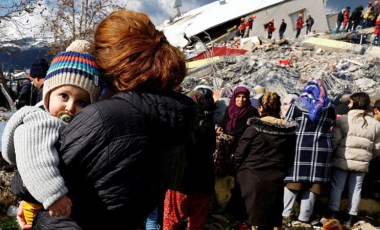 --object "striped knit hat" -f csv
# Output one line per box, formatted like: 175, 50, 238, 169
43, 47, 102, 110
